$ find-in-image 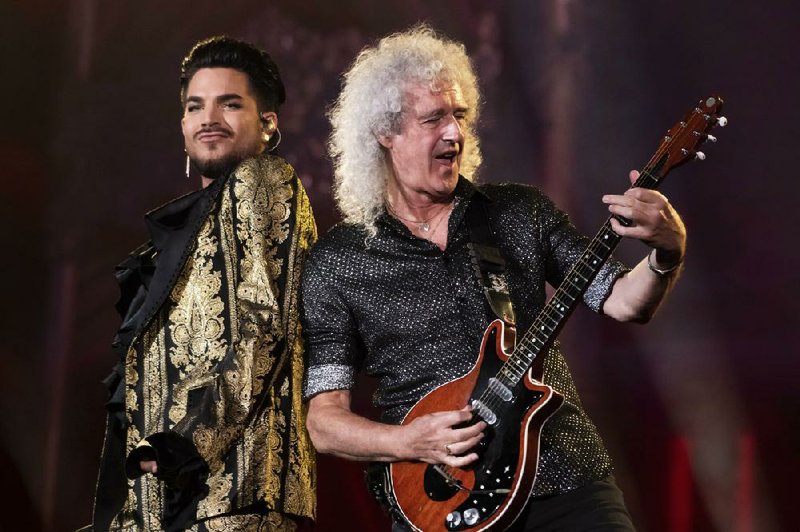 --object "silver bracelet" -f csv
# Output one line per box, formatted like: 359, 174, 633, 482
647, 250, 683, 277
